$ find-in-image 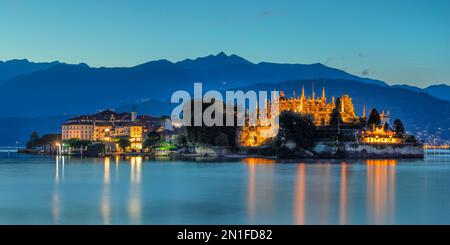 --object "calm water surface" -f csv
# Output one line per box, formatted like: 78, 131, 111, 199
0, 149, 449, 224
